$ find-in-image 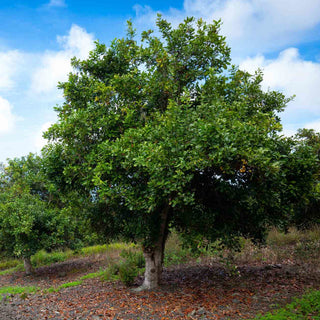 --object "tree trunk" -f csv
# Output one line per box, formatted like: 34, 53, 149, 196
23, 257, 33, 275
140, 206, 169, 290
